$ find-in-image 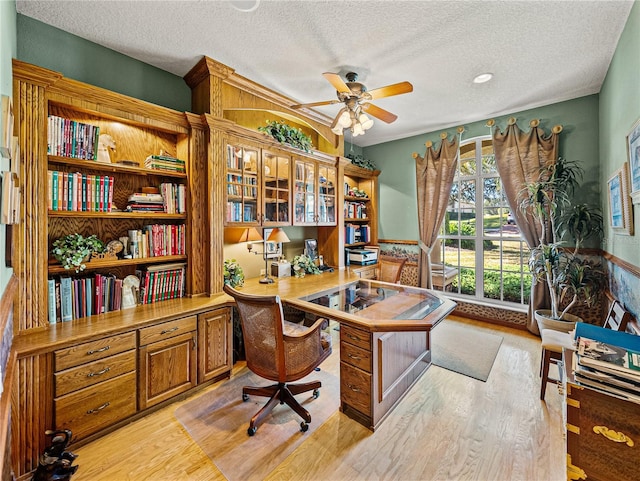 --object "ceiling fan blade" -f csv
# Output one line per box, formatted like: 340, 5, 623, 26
291, 99, 340, 109
323, 72, 351, 94
366, 81, 413, 100
361, 103, 398, 123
